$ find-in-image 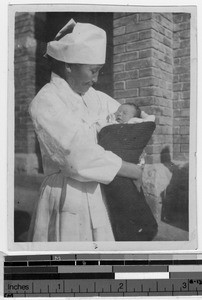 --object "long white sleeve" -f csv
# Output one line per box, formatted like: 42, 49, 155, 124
29, 79, 122, 184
